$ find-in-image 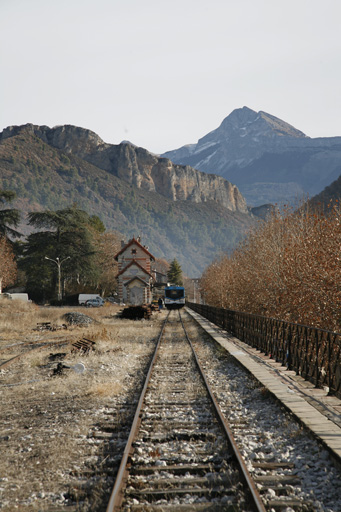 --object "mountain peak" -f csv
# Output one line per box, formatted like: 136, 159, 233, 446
161, 106, 341, 207
225, 105, 257, 120
218, 107, 307, 139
